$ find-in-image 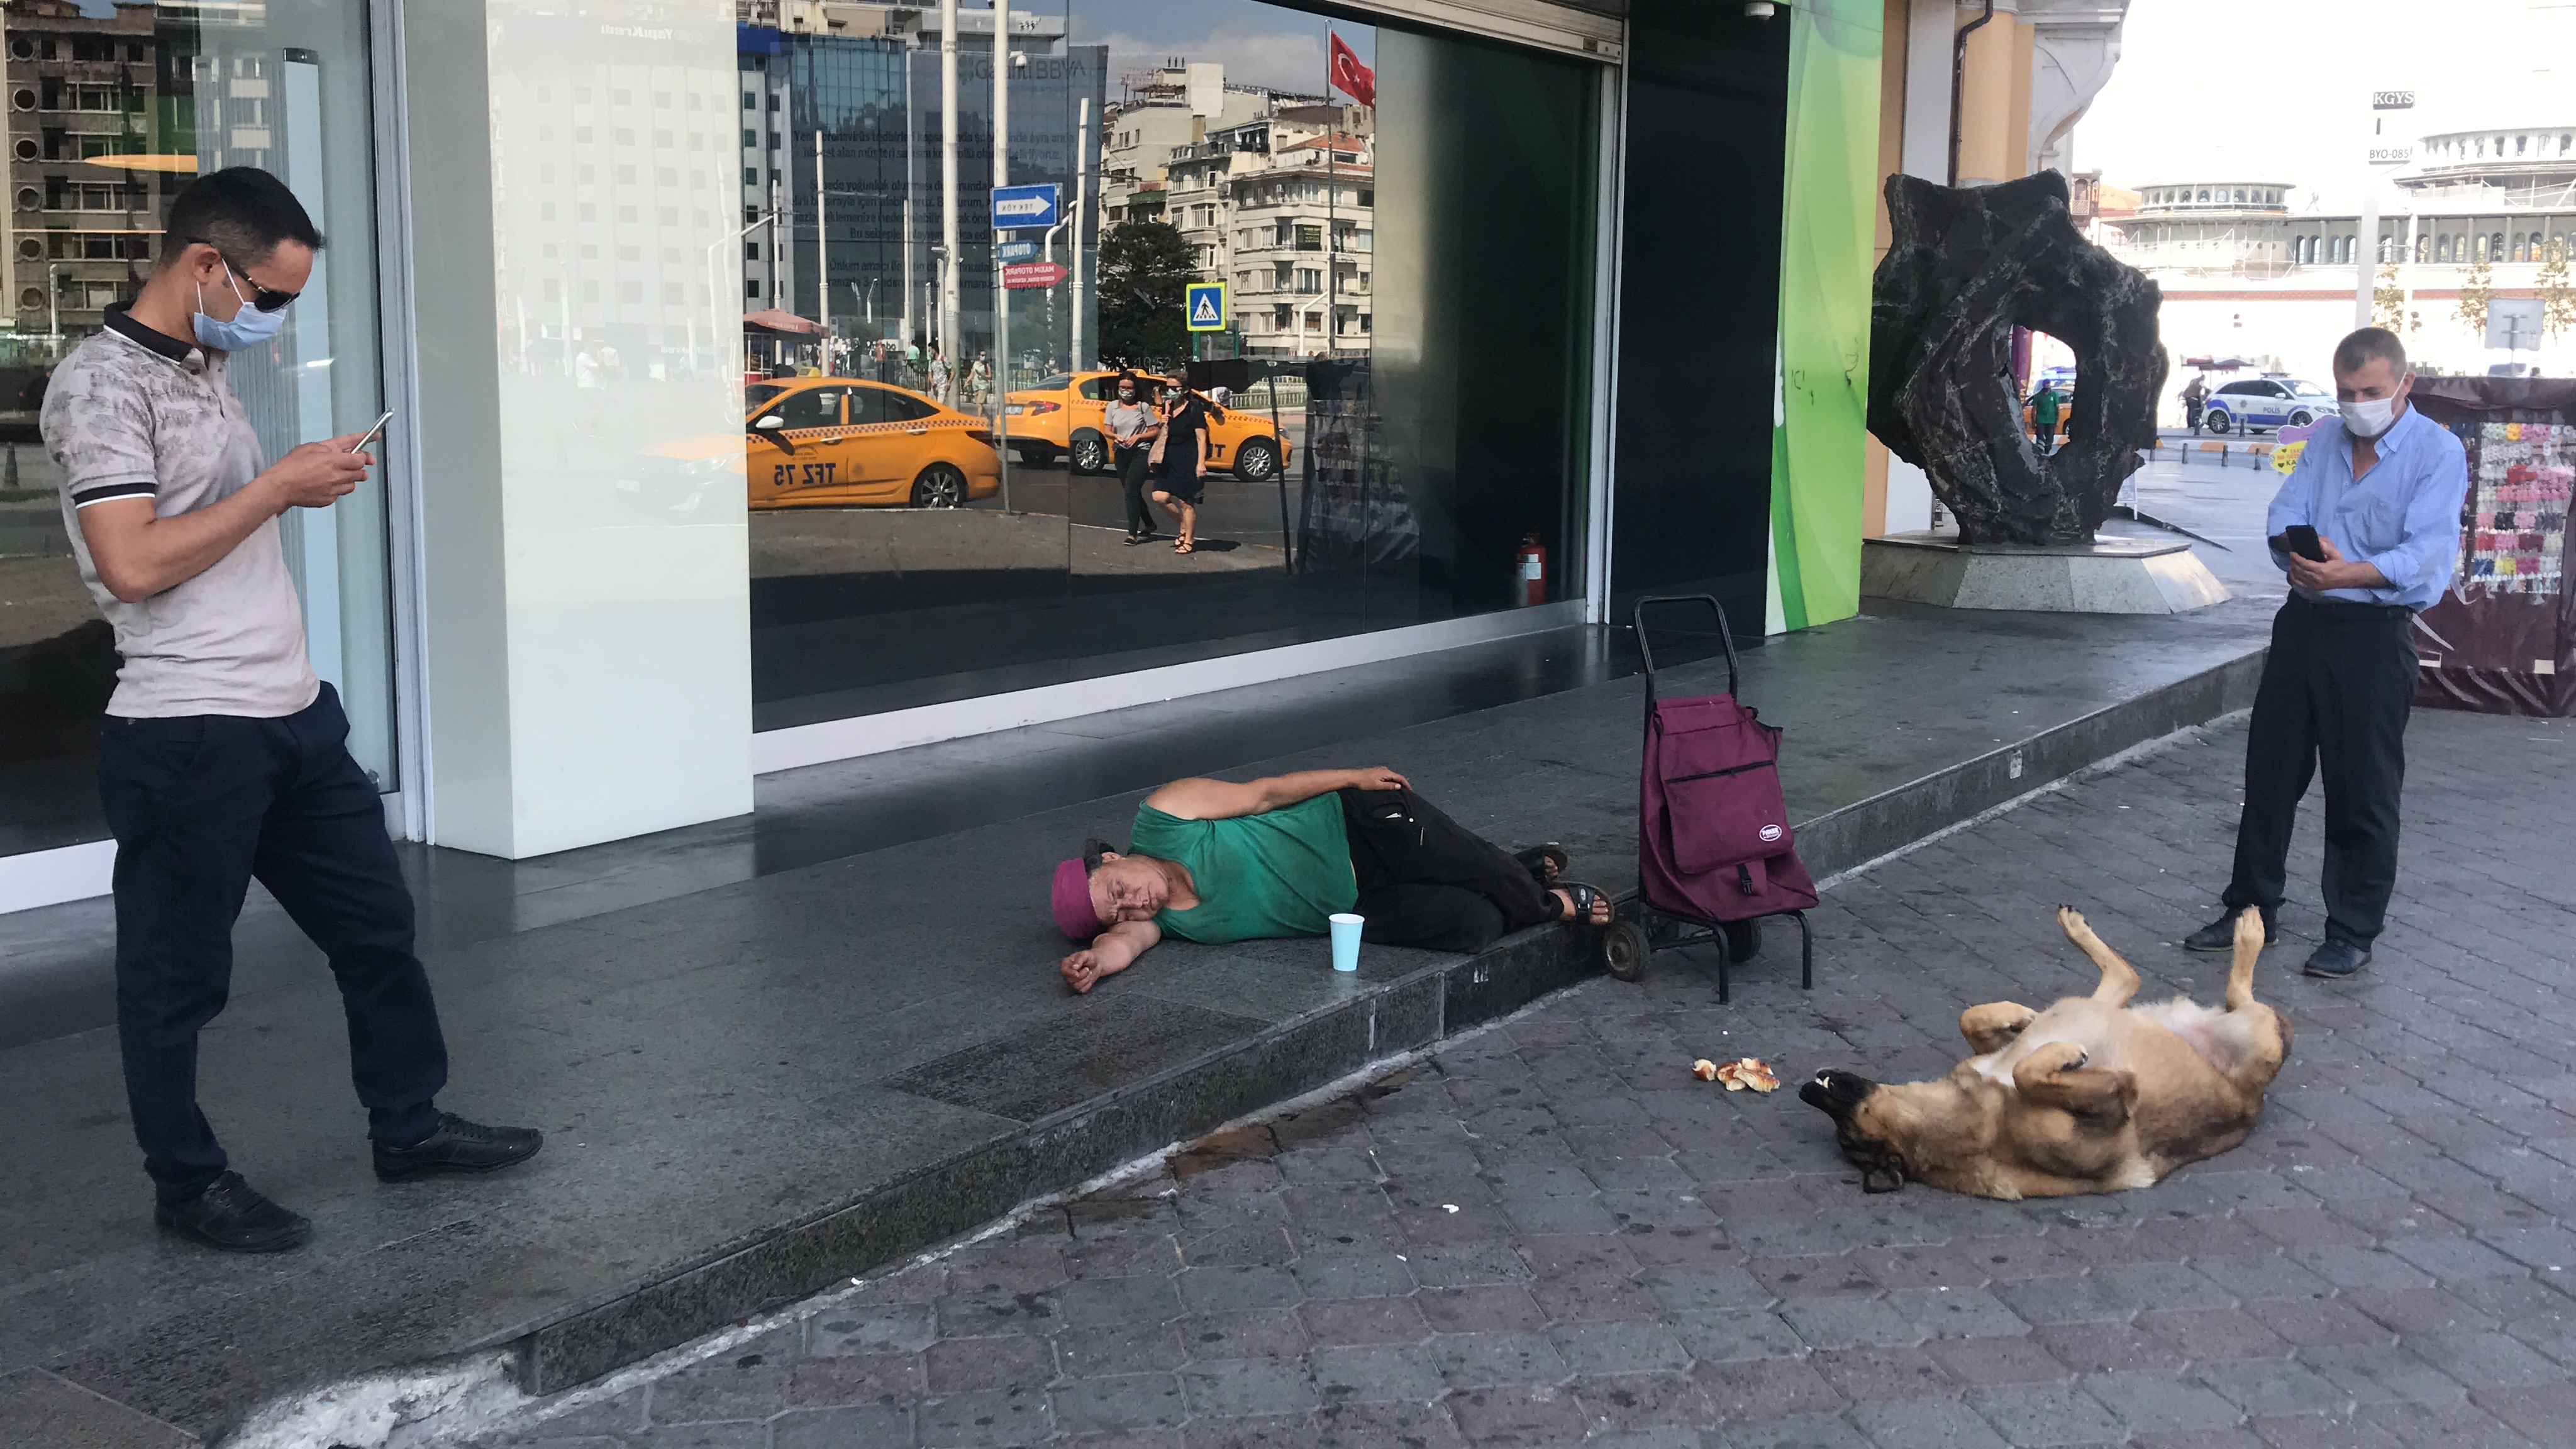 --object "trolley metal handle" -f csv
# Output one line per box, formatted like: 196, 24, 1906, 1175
1631, 594, 1741, 702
